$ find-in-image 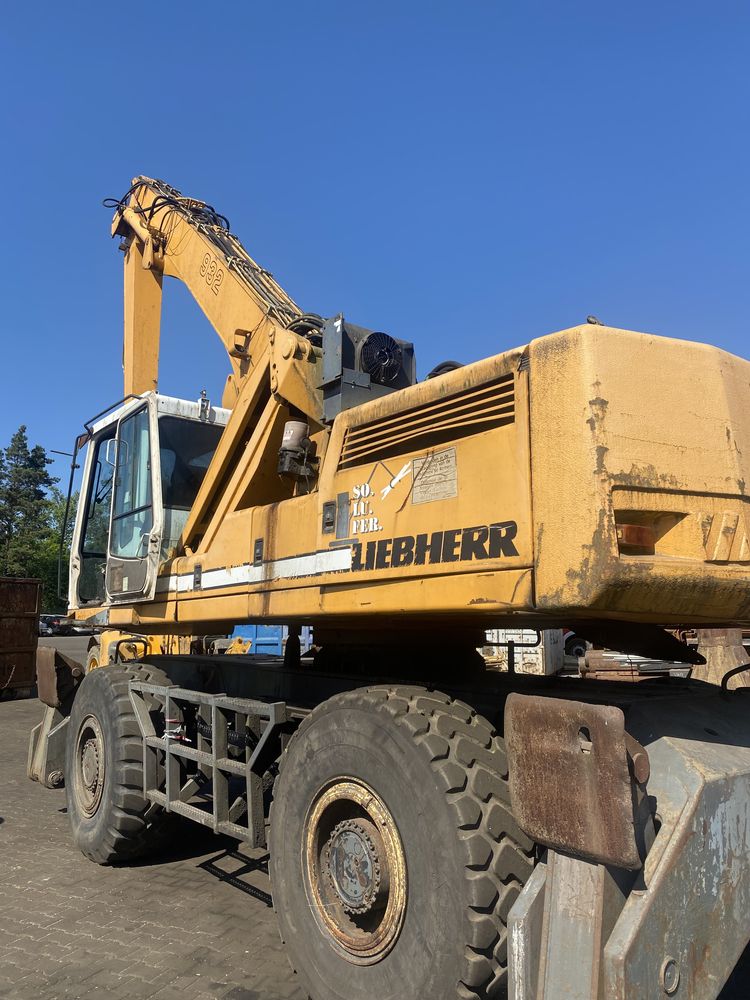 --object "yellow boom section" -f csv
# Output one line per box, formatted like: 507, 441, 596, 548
108, 178, 326, 553
110, 176, 302, 406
